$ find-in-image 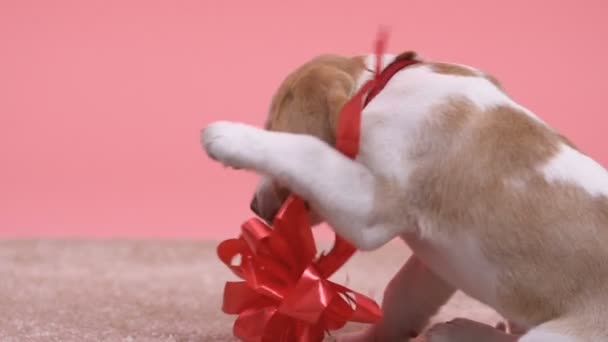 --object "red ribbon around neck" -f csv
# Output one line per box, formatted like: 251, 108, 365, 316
217, 30, 420, 342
